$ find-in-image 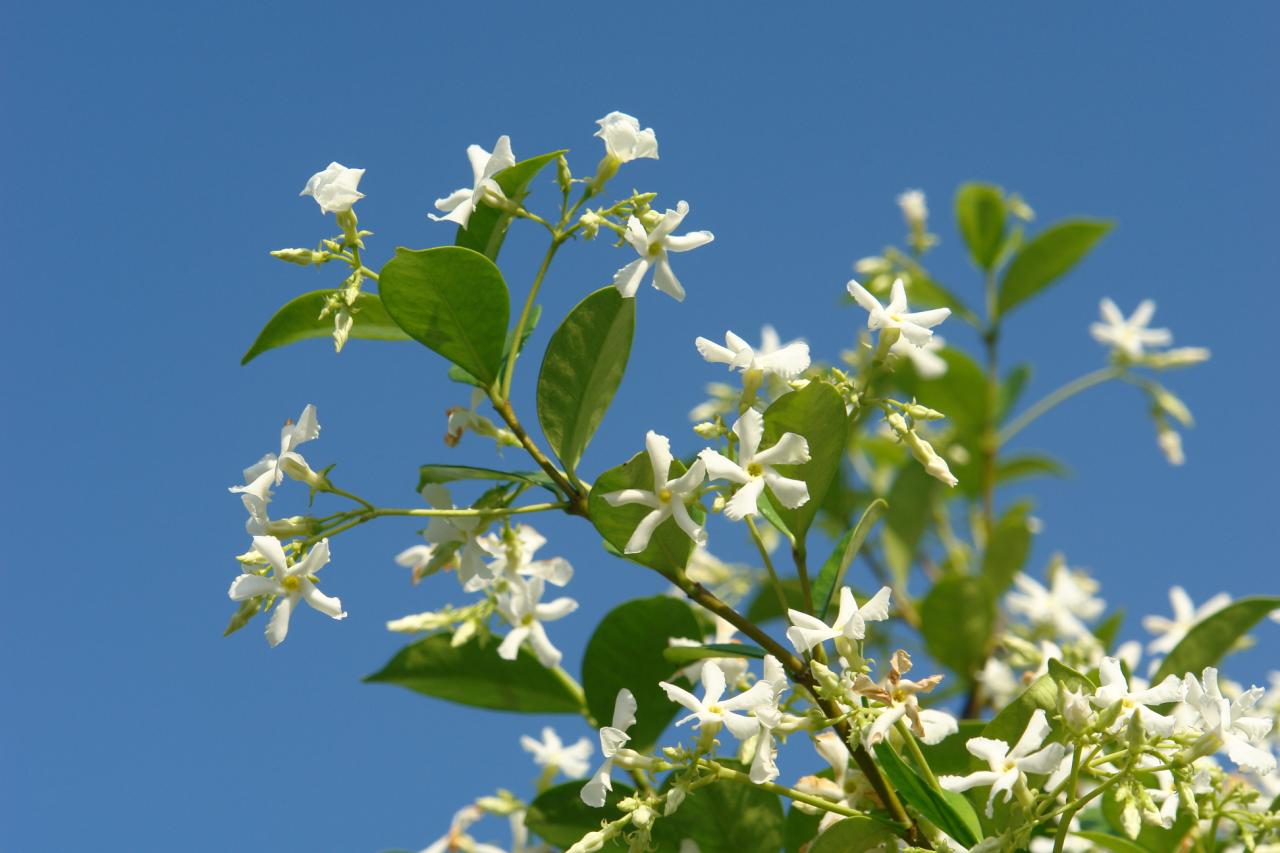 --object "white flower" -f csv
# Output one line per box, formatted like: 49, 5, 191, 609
394, 544, 436, 583
847, 277, 950, 347
419, 805, 503, 853
595, 112, 658, 163
231, 404, 321, 498
1006, 565, 1104, 642
1156, 426, 1184, 466
430, 135, 516, 229
977, 658, 1021, 710
495, 576, 577, 668
300, 162, 365, 214
1090, 298, 1172, 358
660, 660, 774, 742
581, 689, 638, 807
897, 189, 928, 229
785, 586, 892, 655
1142, 586, 1232, 655
853, 650, 958, 746
229, 453, 276, 535
1092, 656, 1186, 736
477, 524, 573, 587
612, 201, 714, 301
698, 409, 810, 521
694, 327, 811, 379
520, 727, 593, 779
1183, 667, 1276, 775
749, 654, 789, 784
420, 484, 490, 590
939, 709, 1069, 817
603, 431, 706, 554
890, 334, 947, 378
227, 536, 346, 647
